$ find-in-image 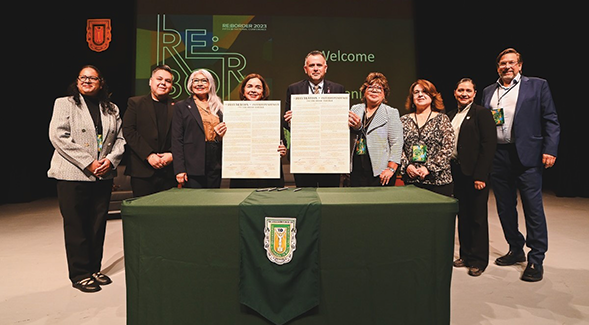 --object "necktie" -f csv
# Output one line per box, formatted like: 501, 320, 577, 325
313, 85, 320, 94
